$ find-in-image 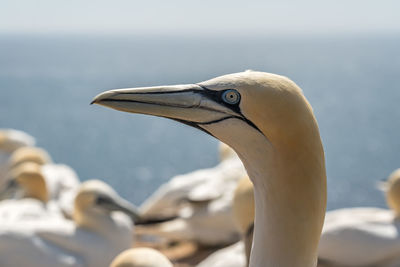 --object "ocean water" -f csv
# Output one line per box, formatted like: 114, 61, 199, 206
0, 34, 399, 210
